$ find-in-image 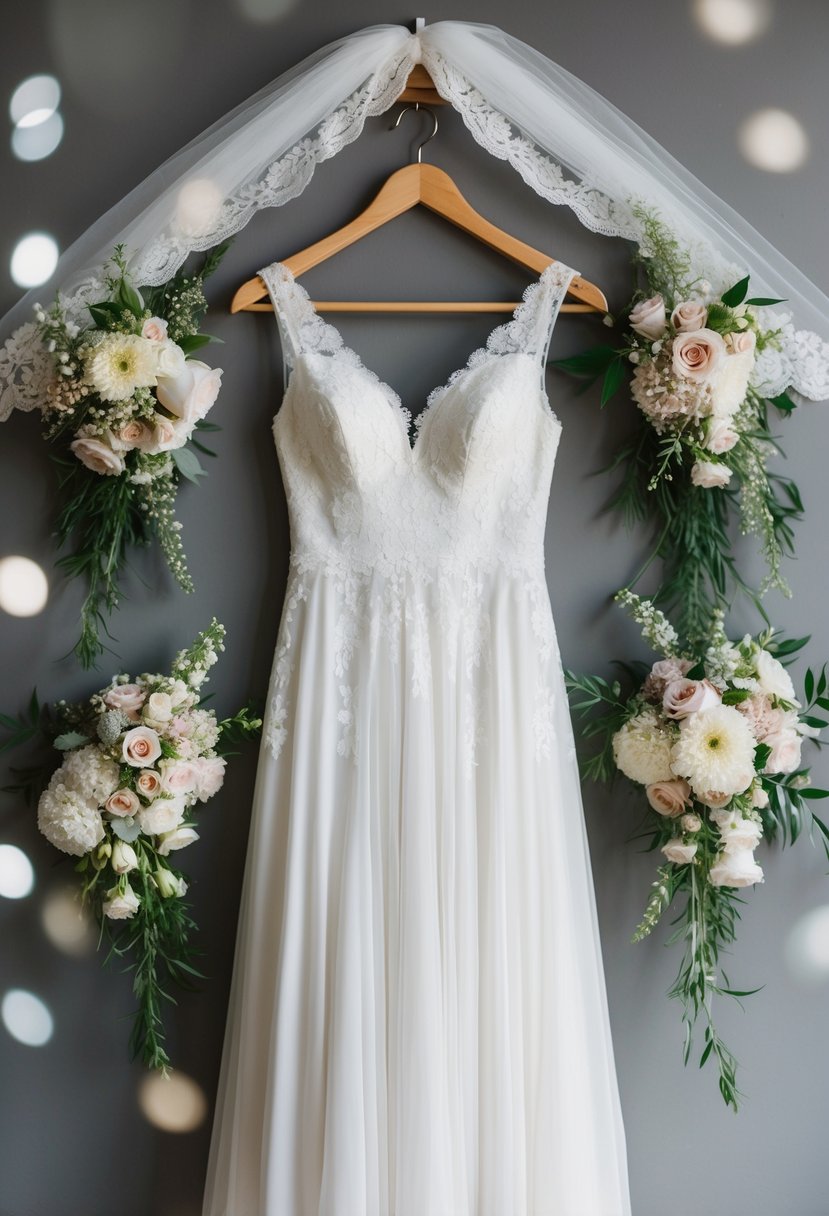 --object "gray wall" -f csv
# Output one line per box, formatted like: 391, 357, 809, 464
1, 3, 829, 1214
